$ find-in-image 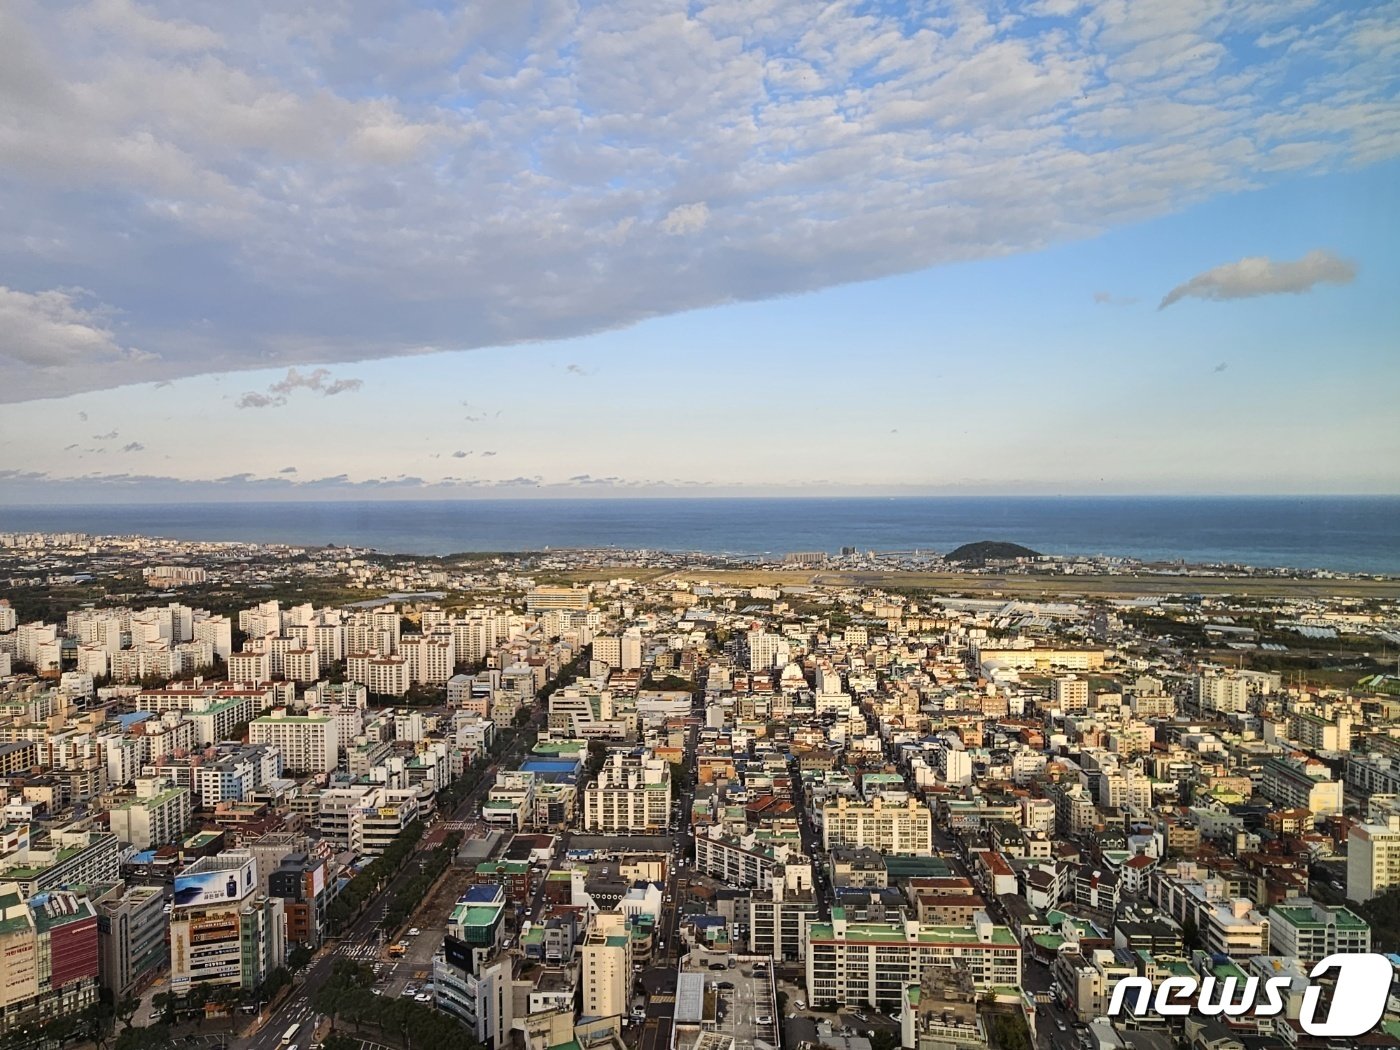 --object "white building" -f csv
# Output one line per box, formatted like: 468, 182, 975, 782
249, 711, 338, 774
